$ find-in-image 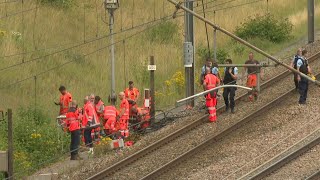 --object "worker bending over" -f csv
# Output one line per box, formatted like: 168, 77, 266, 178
203, 67, 220, 122
103, 97, 118, 138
